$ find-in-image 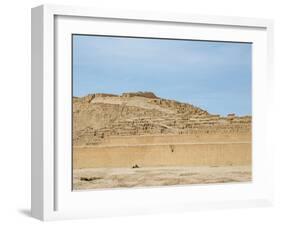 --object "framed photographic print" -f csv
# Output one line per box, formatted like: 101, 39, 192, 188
31, 4, 274, 221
